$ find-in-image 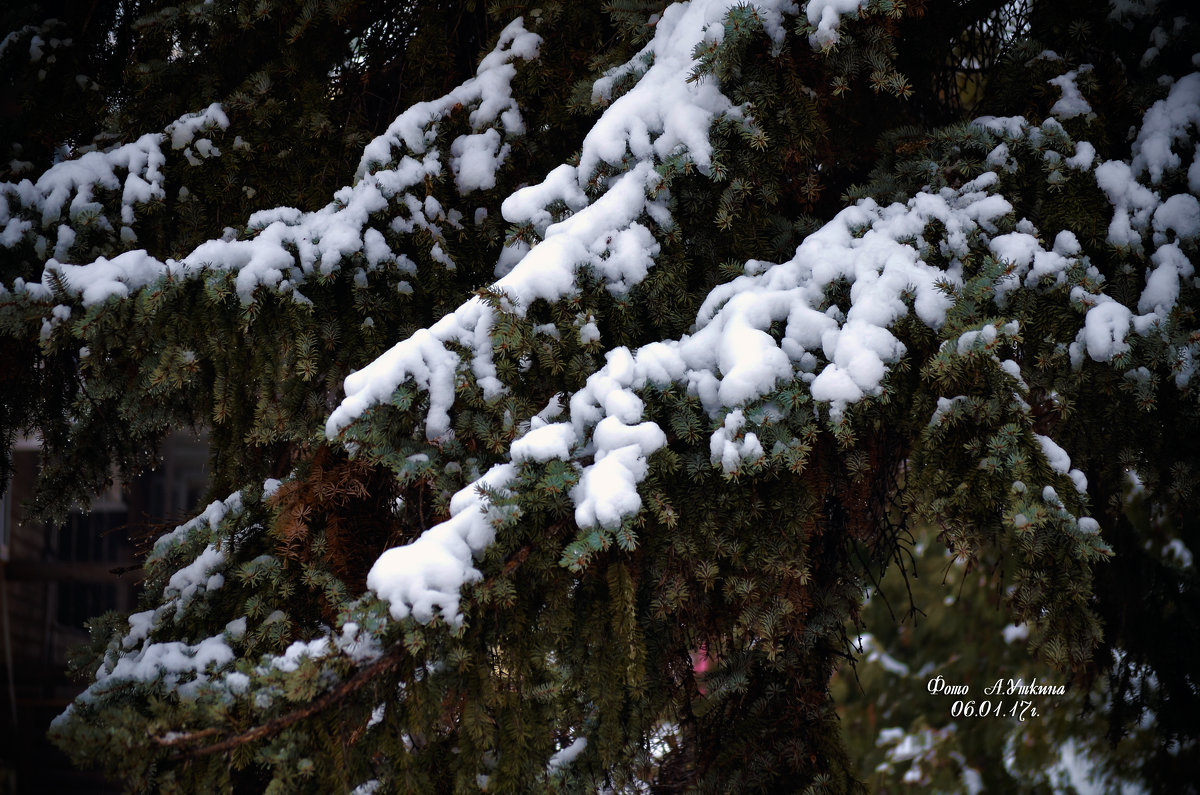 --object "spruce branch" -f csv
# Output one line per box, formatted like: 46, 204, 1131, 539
156, 651, 401, 759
